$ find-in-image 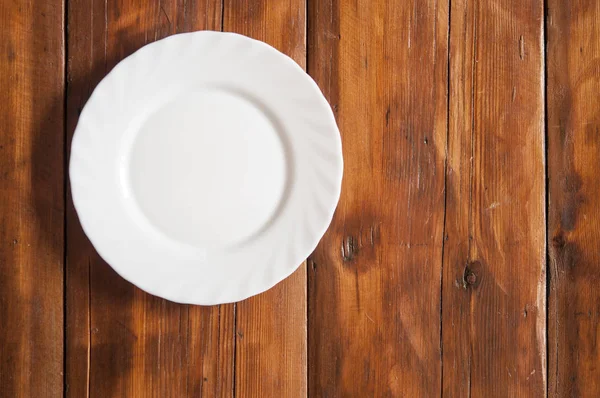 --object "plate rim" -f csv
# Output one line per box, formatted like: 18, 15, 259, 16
70, 30, 343, 305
